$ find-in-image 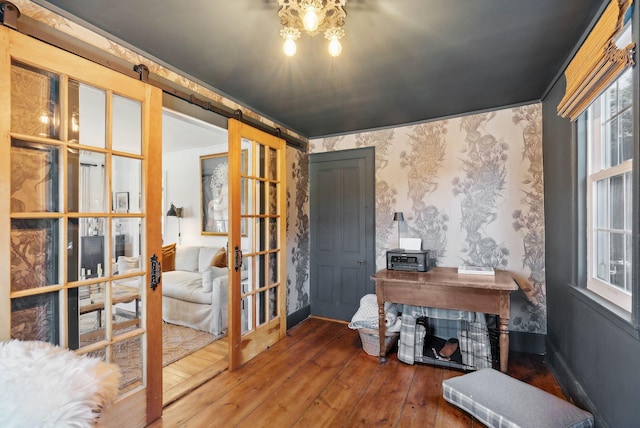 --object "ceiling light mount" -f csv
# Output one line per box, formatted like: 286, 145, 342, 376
278, 0, 347, 57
